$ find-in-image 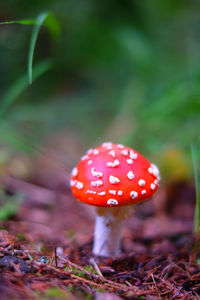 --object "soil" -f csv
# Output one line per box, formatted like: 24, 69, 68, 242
0, 166, 199, 300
